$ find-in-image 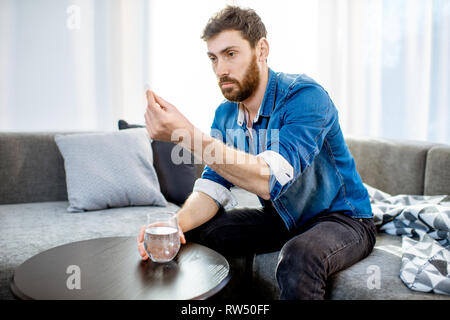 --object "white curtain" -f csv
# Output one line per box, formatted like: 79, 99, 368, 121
0, 0, 449, 144
0, 0, 151, 132
237, 0, 450, 144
